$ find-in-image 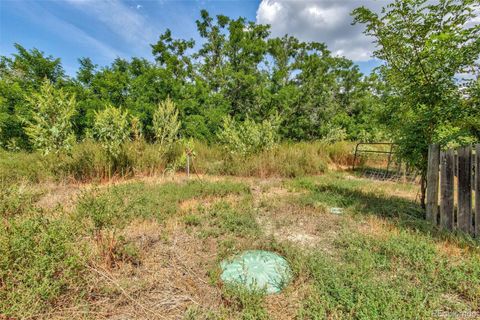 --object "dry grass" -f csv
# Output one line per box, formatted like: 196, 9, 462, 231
4, 171, 480, 319
355, 215, 401, 240
86, 220, 222, 319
